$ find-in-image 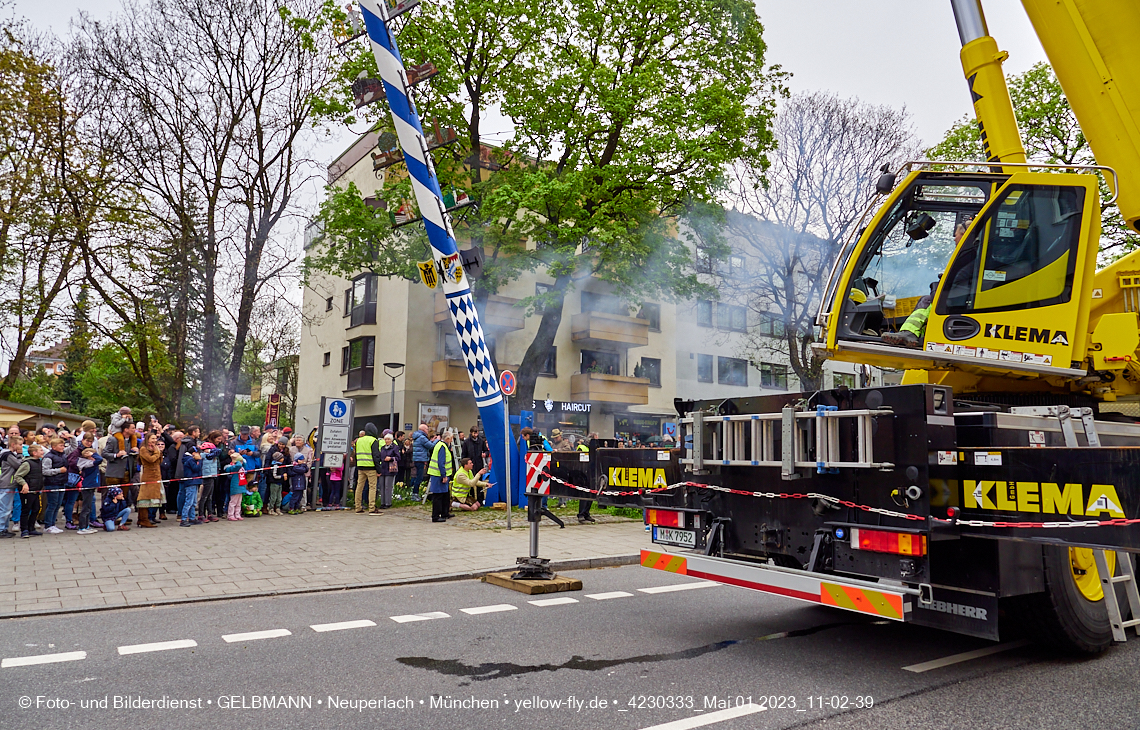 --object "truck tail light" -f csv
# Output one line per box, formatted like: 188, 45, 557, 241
850, 528, 927, 556
646, 509, 681, 528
